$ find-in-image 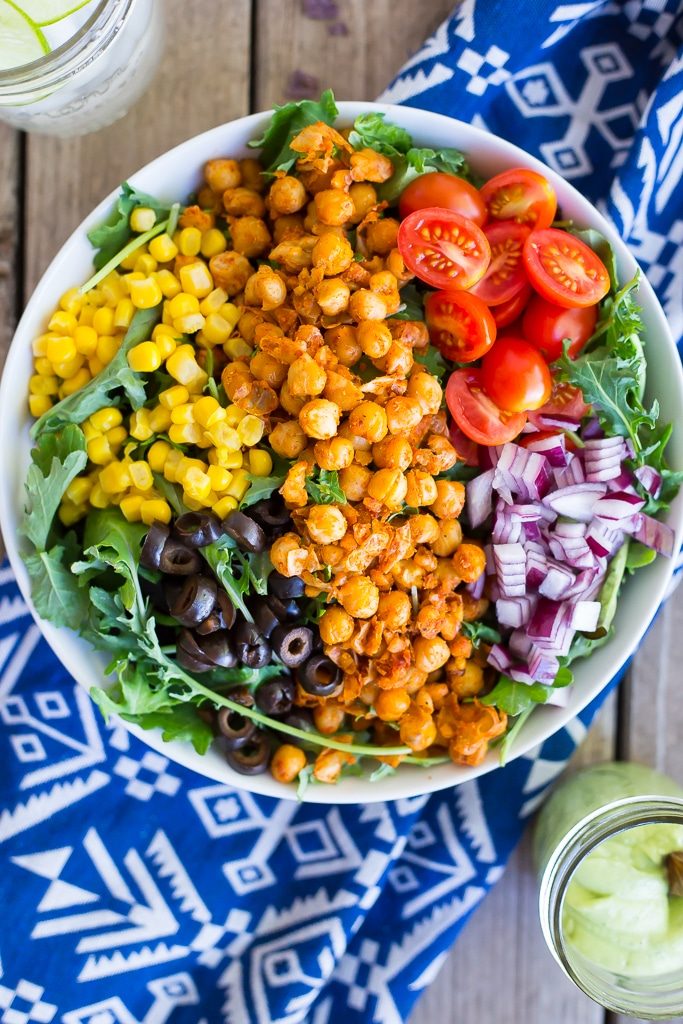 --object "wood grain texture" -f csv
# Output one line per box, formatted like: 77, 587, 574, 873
0, 124, 19, 370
